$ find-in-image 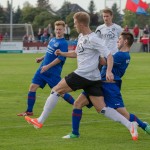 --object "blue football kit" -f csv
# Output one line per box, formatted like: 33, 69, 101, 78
101, 51, 130, 108
32, 37, 68, 88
